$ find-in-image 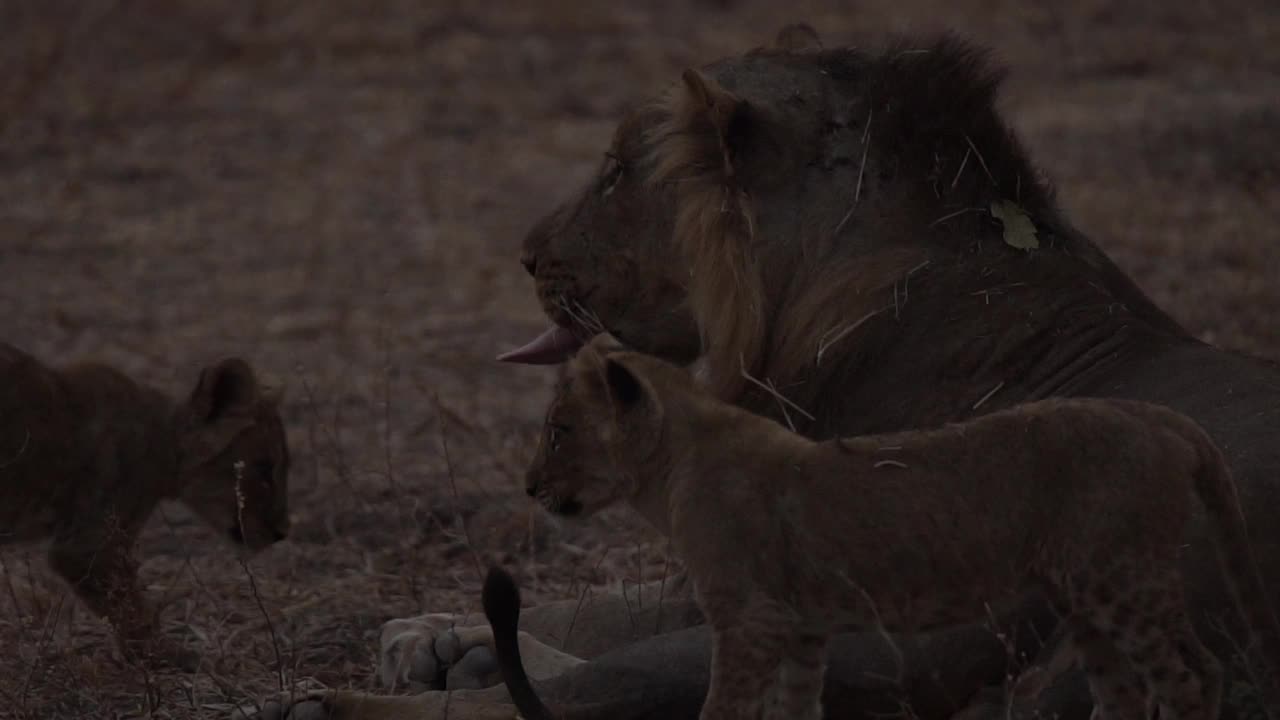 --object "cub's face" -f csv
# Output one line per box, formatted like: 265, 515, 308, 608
526, 373, 628, 519
178, 359, 291, 553
526, 344, 666, 519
